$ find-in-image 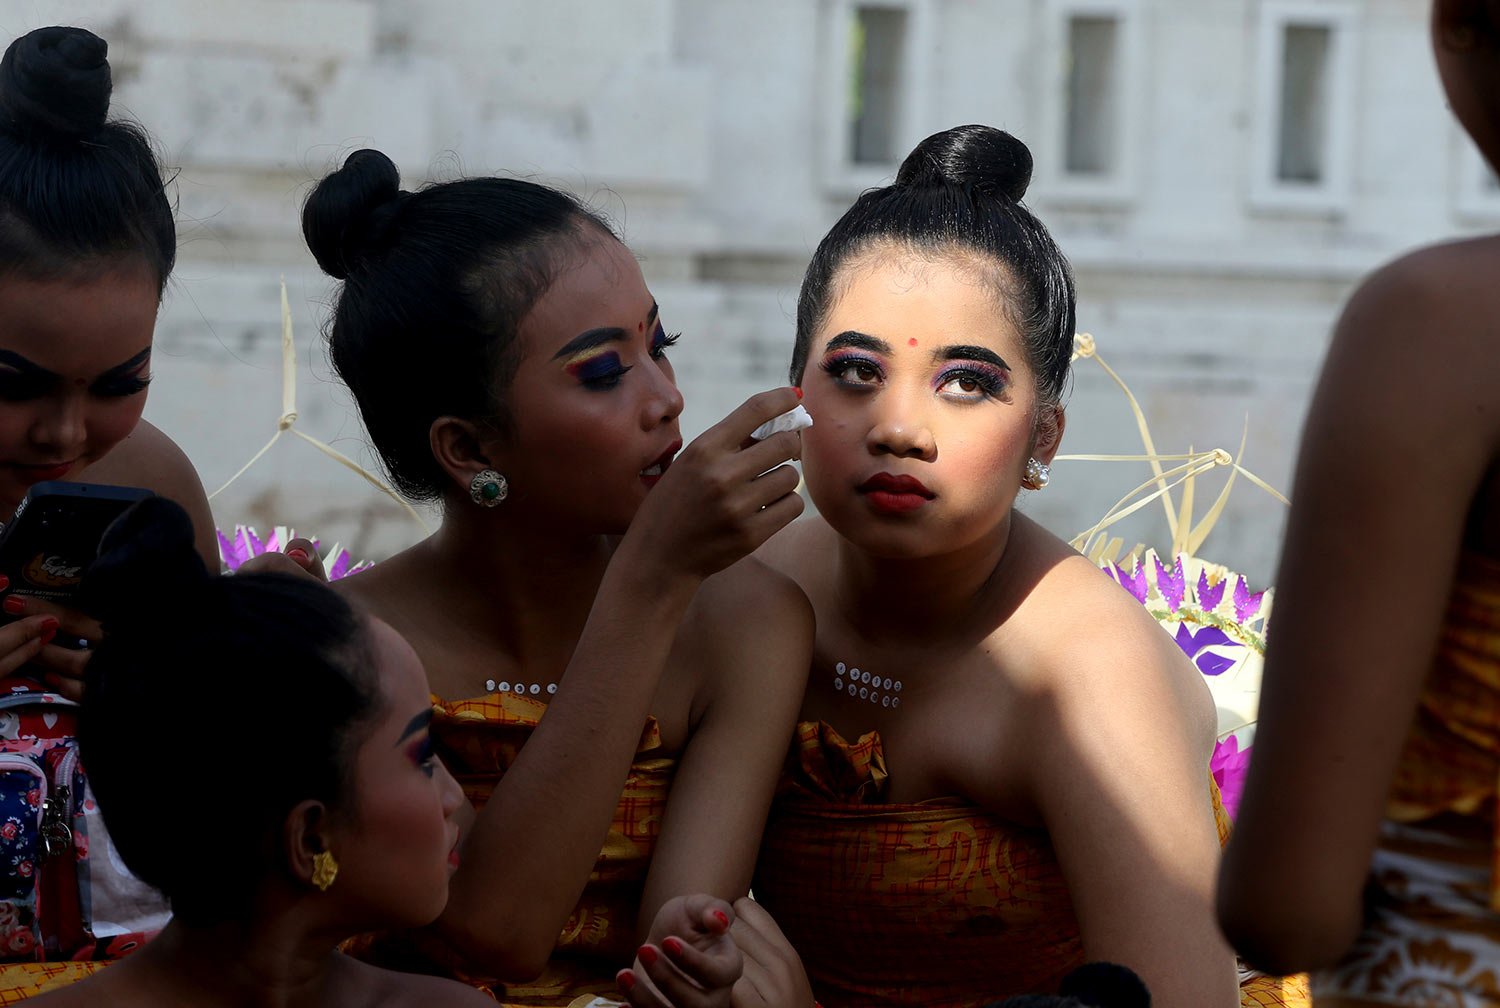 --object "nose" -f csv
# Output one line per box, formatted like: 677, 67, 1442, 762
437, 759, 463, 819
866, 391, 936, 461
31, 393, 86, 457
640, 360, 685, 430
